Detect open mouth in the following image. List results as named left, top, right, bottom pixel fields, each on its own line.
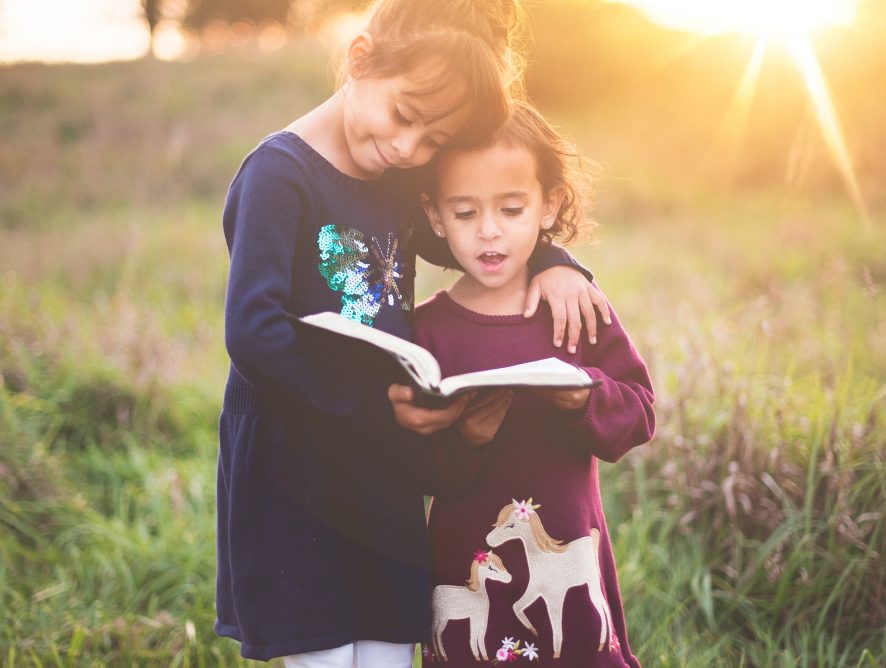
left=477, top=252, right=506, bottom=271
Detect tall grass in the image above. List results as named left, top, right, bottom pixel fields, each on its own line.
left=581, top=203, right=886, bottom=666
left=2, top=41, right=885, bottom=667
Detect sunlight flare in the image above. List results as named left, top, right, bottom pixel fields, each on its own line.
left=614, top=0, right=866, bottom=219
left=0, top=0, right=148, bottom=63
left=613, top=0, right=859, bottom=37
left=784, top=33, right=868, bottom=219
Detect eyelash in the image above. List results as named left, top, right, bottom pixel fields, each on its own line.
left=453, top=207, right=524, bottom=220
left=394, top=107, right=442, bottom=149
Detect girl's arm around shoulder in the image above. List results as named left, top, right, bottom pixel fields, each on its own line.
left=558, top=283, right=655, bottom=462
left=223, top=140, right=360, bottom=416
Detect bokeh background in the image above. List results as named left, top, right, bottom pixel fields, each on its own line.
left=1, top=1, right=884, bottom=665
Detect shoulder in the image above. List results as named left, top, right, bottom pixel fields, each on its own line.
left=223, top=133, right=328, bottom=233
left=223, top=133, right=327, bottom=242
left=232, top=132, right=317, bottom=189
left=415, top=290, right=450, bottom=317
left=413, top=291, right=451, bottom=342
left=414, top=290, right=448, bottom=322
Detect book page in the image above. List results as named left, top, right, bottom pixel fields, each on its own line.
left=437, top=357, right=595, bottom=396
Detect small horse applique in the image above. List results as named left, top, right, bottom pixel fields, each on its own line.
left=432, top=550, right=512, bottom=661
left=486, top=499, right=616, bottom=658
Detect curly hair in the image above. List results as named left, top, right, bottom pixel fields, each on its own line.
left=489, top=100, right=598, bottom=245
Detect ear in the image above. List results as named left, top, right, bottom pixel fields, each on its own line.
left=541, top=185, right=565, bottom=230
left=345, top=32, right=374, bottom=79
left=421, top=193, right=445, bottom=238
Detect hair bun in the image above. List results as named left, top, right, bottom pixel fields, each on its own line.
left=366, top=0, right=522, bottom=59
left=440, top=0, right=520, bottom=51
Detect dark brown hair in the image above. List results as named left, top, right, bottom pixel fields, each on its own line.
left=427, top=100, right=597, bottom=245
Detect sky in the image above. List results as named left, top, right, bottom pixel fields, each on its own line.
left=0, top=0, right=151, bottom=63
left=0, top=0, right=865, bottom=64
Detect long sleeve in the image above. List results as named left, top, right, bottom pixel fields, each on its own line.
left=223, top=145, right=361, bottom=417
left=566, top=286, right=655, bottom=462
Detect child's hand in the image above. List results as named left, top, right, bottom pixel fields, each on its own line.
left=457, top=390, right=513, bottom=447
left=525, top=267, right=611, bottom=354
left=534, top=387, right=591, bottom=413
left=388, top=384, right=471, bottom=435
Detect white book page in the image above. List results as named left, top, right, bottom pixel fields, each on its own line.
left=438, top=357, right=593, bottom=396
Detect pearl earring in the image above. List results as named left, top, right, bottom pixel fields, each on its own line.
left=435, top=230, right=444, bottom=237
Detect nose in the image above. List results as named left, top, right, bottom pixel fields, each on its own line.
left=478, top=212, right=502, bottom=240
left=391, top=129, right=422, bottom=161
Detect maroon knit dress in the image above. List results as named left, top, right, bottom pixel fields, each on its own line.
left=414, top=289, right=655, bottom=668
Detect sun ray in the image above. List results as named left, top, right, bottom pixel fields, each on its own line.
left=784, top=32, right=868, bottom=222
left=710, top=36, right=769, bottom=173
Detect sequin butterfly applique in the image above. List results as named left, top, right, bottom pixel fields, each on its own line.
left=317, top=224, right=413, bottom=326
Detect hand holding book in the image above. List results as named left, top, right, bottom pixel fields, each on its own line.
left=456, top=388, right=513, bottom=447
left=386, top=383, right=474, bottom=434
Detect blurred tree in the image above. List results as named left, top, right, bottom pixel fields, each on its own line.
left=142, top=0, right=164, bottom=57
left=183, top=0, right=293, bottom=30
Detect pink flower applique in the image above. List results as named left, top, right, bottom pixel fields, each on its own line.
left=512, top=498, right=541, bottom=522
left=610, top=635, right=621, bottom=652
left=494, top=638, right=529, bottom=663
left=474, top=549, right=490, bottom=565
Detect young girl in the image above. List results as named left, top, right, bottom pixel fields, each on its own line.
left=216, top=1, right=609, bottom=665
left=416, top=101, right=655, bottom=667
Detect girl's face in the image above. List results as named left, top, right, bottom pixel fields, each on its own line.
left=425, top=142, right=562, bottom=299
left=341, top=70, right=472, bottom=179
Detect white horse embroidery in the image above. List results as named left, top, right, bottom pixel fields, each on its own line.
left=432, top=551, right=512, bottom=661
left=486, top=500, right=615, bottom=657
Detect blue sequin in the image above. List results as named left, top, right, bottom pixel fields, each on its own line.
left=317, top=224, right=412, bottom=326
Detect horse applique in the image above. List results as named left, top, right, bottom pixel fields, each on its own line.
left=431, top=551, right=512, bottom=661
left=486, top=499, right=616, bottom=658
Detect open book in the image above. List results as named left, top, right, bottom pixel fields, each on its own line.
left=292, top=311, right=600, bottom=405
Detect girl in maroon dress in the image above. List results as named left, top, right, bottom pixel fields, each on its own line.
left=414, top=101, right=655, bottom=667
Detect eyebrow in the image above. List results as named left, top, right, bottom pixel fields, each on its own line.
left=442, top=191, right=529, bottom=205
left=443, top=195, right=477, bottom=205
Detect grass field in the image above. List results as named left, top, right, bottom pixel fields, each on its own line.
left=1, top=38, right=885, bottom=667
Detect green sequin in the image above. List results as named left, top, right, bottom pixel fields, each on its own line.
left=317, top=224, right=411, bottom=326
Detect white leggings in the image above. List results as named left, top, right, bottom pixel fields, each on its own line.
left=282, top=641, right=415, bottom=668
